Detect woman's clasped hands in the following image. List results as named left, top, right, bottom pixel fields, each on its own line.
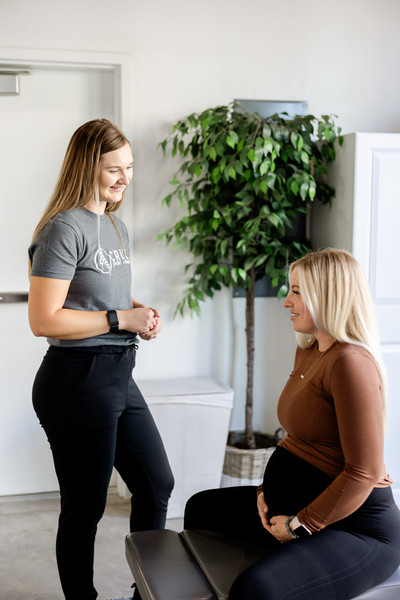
left=257, top=491, right=293, bottom=544
left=118, top=305, right=162, bottom=340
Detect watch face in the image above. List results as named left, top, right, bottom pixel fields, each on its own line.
left=291, top=516, right=312, bottom=538
left=294, top=524, right=311, bottom=539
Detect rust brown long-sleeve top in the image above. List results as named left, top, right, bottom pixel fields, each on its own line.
left=275, top=342, right=392, bottom=533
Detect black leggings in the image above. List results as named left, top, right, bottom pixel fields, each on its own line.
left=32, top=345, right=174, bottom=600
left=184, top=447, right=400, bottom=600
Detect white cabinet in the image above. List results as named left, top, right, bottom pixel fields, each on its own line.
left=118, top=378, right=234, bottom=518
left=311, top=133, right=400, bottom=504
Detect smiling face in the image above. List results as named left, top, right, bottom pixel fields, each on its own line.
left=98, top=142, right=133, bottom=205
left=283, top=267, right=316, bottom=336
left=85, top=142, right=134, bottom=213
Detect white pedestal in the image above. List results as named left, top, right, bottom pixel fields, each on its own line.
left=117, top=377, right=234, bottom=519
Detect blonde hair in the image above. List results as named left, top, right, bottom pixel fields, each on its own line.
left=290, top=248, right=387, bottom=407
left=31, top=118, right=130, bottom=243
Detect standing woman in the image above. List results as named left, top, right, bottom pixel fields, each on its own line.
left=28, top=119, right=174, bottom=600
left=185, top=248, right=400, bottom=600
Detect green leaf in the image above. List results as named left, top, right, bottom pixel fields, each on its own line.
left=266, top=173, right=276, bottom=189
left=324, top=127, right=332, bottom=142
left=259, top=180, right=267, bottom=194
left=260, top=159, right=270, bottom=176
left=268, top=213, right=280, bottom=228
left=226, top=130, right=239, bottom=149
left=277, top=284, right=288, bottom=299
left=195, top=289, right=205, bottom=301
left=300, top=182, right=309, bottom=200
left=244, top=257, right=256, bottom=270
left=211, top=166, right=220, bottom=183
left=158, top=140, right=167, bottom=155
left=301, top=151, right=309, bottom=164
left=247, top=148, right=256, bottom=162
left=209, top=147, right=217, bottom=161
left=262, top=124, right=271, bottom=137
left=290, top=181, right=299, bottom=195
left=263, top=138, right=273, bottom=154
left=255, top=255, right=267, bottom=267
left=215, top=142, right=224, bottom=156
left=162, top=194, right=172, bottom=207
left=188, top=297, right=198, bottom=310
left=220, top=239, right=229, bottom=256
left=169, top=174, right=180, bottom=186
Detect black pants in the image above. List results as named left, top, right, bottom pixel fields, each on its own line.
left=33, top=345, right=174, bottom=600
left=185, top=447, right=400, bottom=600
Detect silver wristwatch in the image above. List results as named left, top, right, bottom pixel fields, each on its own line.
left=289, top=515, right=312, bottom=539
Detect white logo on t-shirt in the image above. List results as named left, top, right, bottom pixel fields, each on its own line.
left=94, top=248, right=130, bottom=275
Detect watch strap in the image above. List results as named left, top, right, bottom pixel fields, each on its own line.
left=284, top=516, right=298, bottom=539
left=107, top=310, right=119, bottom=333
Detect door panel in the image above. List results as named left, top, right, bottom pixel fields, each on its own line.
left=0, top=64, right=115, bottom=495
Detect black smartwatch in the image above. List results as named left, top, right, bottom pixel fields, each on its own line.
left=107, top=310, right=119, bottom=333
left=289, top=516, right=312, bottom=539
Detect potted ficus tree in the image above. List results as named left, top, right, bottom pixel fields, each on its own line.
left=157, top=102, right=342, bottom=478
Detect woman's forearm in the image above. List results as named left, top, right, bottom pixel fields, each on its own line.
left=29, top=306, right=111, bottom=339
left=29, top=277, right=157, bottom=339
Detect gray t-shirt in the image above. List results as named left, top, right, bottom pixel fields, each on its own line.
left=29, top=207, right=138, bottom=347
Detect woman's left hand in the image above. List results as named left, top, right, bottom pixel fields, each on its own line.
left=265, top=514, right=293, bottom=544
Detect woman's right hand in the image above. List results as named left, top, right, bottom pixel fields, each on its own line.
left=257, top=491, right=270, bottom=530
left=118, top=307, right=157, bottom=334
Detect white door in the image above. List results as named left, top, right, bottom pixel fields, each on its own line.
left=312, top=132, right=400, bottom=504
left=0, top=61, right=116, bottom=495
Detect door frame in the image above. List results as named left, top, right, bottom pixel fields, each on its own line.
left=0, top=46, right=133, bottom=137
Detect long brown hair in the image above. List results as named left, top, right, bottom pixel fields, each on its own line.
left=31, top=119, right=130, bottom=242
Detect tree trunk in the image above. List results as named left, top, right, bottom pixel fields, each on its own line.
left=245, top=271, right=256, bottom=449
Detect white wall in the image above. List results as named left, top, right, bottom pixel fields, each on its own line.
left=1, top=0, right=400, bottom=448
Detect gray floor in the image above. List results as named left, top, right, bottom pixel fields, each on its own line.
left=0, top=489, right=183, bottom=600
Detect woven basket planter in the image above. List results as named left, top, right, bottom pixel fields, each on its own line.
left=221, top=430, right=282, bottom=487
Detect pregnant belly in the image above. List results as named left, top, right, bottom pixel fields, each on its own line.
left=262, top=446, right=333, bottom=517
